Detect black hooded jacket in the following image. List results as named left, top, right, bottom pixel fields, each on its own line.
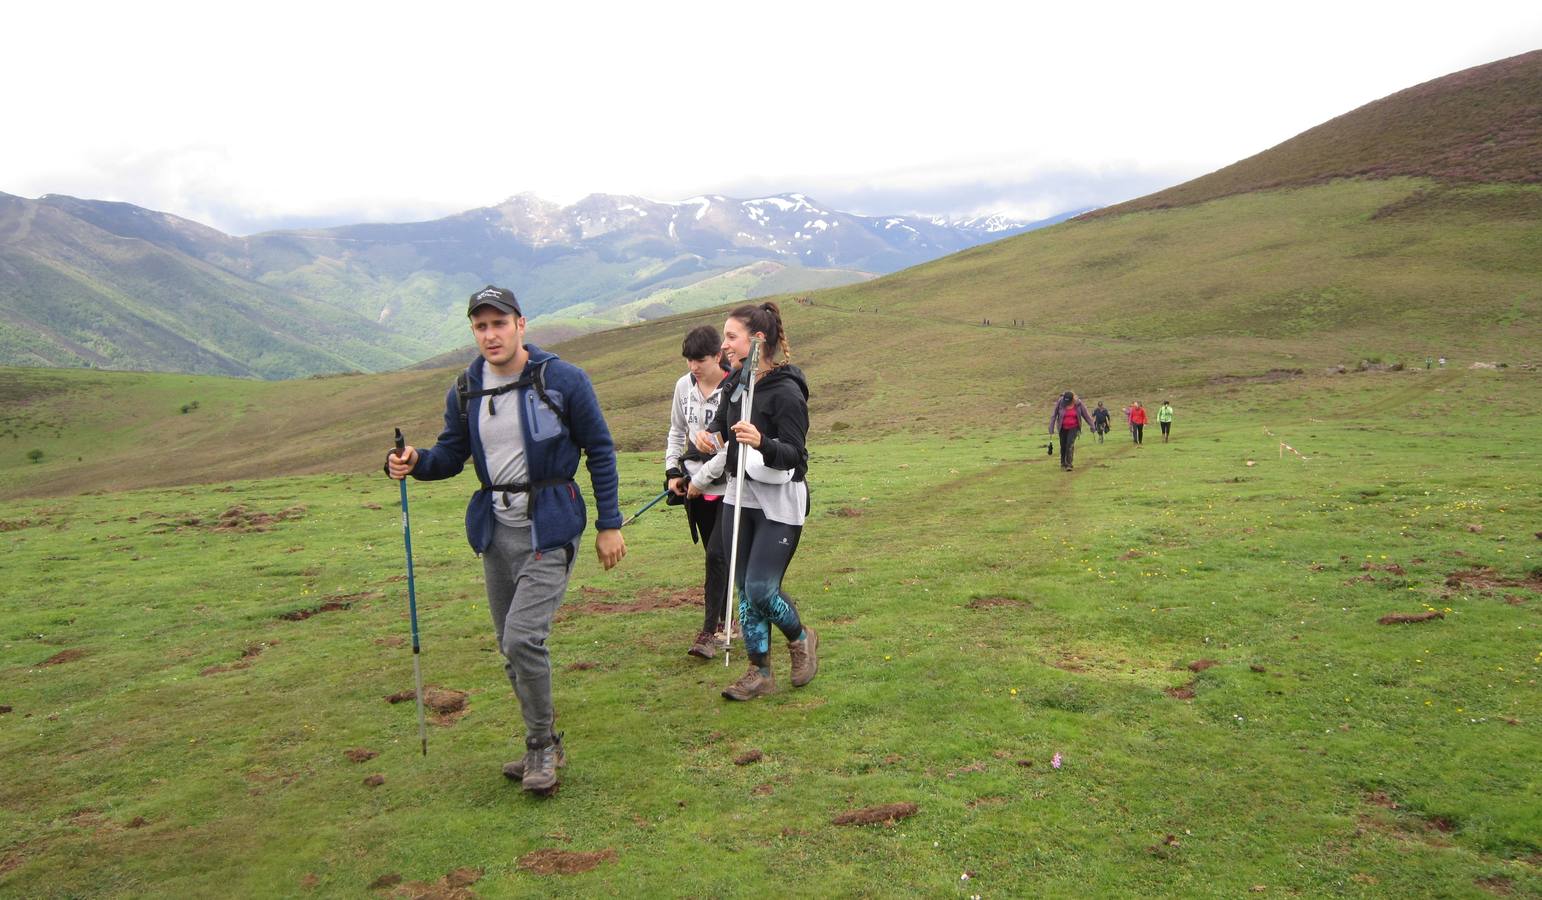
left=709, top=364, right=810, bottom=482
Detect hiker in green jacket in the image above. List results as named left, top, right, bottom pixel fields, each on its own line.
left=1158, top=401, right=1174, bottom=443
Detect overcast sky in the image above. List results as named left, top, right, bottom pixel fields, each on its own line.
left=4, top=1, right=1538, bottom=234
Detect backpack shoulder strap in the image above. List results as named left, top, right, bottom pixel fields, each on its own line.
left=455, top=371, right=472, bottom=427
left=532, top=360, right=572, bottom=433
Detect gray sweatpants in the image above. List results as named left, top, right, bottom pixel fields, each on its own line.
left=482, top=522, right=573, bottom=741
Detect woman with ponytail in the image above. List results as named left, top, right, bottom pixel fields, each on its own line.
left=692, top=301, right=819, bottom=700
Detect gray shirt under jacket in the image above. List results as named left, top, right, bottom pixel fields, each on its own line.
left=480, top=369, right=530, bottom=526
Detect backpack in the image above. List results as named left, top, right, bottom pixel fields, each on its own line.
left=454, top=360, right=569, bottom=433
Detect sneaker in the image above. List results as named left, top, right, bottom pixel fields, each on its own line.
left=504, top=732, right=565, bottom=789
left=721, top=666, right=775, bottom=700
left=688, top=631, right=718, bottom=659
left=788, top=626, right=819, bottom=687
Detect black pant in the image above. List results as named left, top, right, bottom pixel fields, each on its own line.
left=721, top=504, right=804, bottom=667
left=706, top=502, right=802, bottom=652
left=1134, top=423, right=1144, bottom=444
left=1058, top=427, right=1079, bottom=468
left=1160, top=421, right=1170, bottom=439
left=688, top=496, right=728, bottom=634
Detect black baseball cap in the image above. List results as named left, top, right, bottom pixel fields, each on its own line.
left=468, top=285, right=521, bottom=317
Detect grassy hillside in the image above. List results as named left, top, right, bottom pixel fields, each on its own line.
left=0, top=196, right=436, bottom=378
left=1, top=369, right=1537, bottom=896
left=1088, top=50, right=1542, bottom=219
left=5, top=175, right=1535, bottom=499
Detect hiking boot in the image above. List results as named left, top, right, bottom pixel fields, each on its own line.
left=721, top=666, right=775, bottom=700
left=688, top=631, right=718, bottom=659
left=788, top=626, right=819, bottom=687
left=504, top=732, right=565, bottom=788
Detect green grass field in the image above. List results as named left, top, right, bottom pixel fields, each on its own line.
left=2, top=367, right=1538, bottom=897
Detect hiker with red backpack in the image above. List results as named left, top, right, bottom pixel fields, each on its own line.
left=1049, top=391, right=1093, bottom=471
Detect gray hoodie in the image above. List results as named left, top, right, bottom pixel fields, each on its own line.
left=665, top=371, right=729, bottom=494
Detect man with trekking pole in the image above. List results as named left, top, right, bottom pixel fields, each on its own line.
left=386, top=285, right=626, bottom=796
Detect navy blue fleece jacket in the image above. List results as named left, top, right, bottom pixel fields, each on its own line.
left=407, top=347, right=623, bottom=554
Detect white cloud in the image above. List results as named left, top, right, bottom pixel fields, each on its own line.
left=2, top=1, right=1538, bottom=232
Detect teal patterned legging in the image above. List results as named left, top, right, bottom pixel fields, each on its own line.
left=721, top=504, right=804, bottom=666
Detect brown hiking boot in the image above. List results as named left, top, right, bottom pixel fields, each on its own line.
left=502, top=731, right=566, bottom=782
left=520, top=732, right=565, bottom=795
left=687, top=631, right=718, bottom=659
left=721, top=666, right=775, bottom=700
left=788, top=626, right=819, bottom=686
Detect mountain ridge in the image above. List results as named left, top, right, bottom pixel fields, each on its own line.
left=0, top=189, right=1049, bottom=376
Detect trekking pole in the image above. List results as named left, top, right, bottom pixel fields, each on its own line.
left=620, top=489, right=672, bottom=528
left=720, top=338, right=763, bottom=668
left=393, top=428, right=429, bottom=757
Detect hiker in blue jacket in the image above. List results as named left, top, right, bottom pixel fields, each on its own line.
left=387, top=285, right=626, bottom=796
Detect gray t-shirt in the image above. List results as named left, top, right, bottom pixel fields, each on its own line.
left=479, top=369, right=529, bottom=526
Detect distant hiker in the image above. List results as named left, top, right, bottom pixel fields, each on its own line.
left=1130, top=401, right=1147, bottom=445
left=665, top=325, right=730, bottom=659
left=1158, top=401, right=1174, bottom=443
left=1438, top=357, right=1447, bottom=367
left=1425, top=357, right=1433, bottom=370
left=694, top=301, right=819, bottom=700
left=386, top=285, right=626, bottom=796
left=1049, top=391, right=1093, bottom=471
left=1091, top=401, right=1111, bottom=444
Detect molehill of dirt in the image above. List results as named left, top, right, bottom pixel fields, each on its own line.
left=201, top=641, right=277, bottom=676
left=833, top=802, right=919, bottom=826
left=280, top=591, right=380, bottom=621
left=1209, top=368, right=1304, bottom=385
left=37, top=648, right=86, bottom=667
left=213, top=504, right=307, bottom=533
left=345, top=748, right=379, bottom=763
left=966, top=596, right=1029, bottom=610
left=149, top=505, right=308, bottom=535
left=558, top=587, right=697, bottom=619
left=363, top=774, right=385, bottom=788
left=385, top=686, right=469, bottom=725
left=1445, top=567, right=1542, bottom=593
left=1166, top=682, right=1197, bottom=700
left=517, top=848, right=617, bottom=875
left=376, top=866, right=483, bottom=898
left=1187, top=659, right=1219, bottom=672
left=1378, top=611, right=1444, bottom=625
left=733, top=749, right=763, bottom=766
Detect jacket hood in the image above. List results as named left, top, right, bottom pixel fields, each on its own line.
left=755, top=364, right=809, bottom=400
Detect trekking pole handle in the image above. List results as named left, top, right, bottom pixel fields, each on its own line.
left=394, top=428, right=406, bottom=457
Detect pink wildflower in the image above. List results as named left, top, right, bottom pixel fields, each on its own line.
left=1051, top=752, right=1063, bottom=769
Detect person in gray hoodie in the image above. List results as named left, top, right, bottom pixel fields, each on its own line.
left=665, top=325, right=731, bottom=659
